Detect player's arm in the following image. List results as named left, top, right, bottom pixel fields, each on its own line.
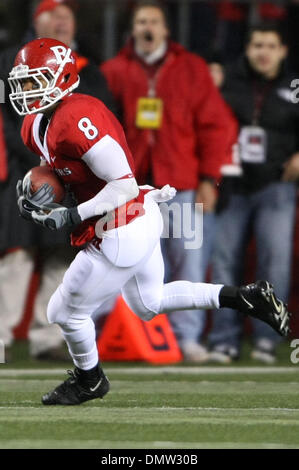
left=17, top=116, right=56, bottom=220
left=77, top=135, right=139, bottom=221
left=32, top=135, right=139, bottom=230
left=16, top=156, right=56, bottom=221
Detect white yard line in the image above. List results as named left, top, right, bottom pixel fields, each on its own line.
left=0, top=366, right=298, bottom=376
left=0, top=439, right=297, bottom=449
left=0, top=406, right=298, bottom=412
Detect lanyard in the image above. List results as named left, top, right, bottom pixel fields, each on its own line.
left=252, top=80, right=273, bottom=126
left=141, top=53, right=171, bottom=97
left=146, top=64, right=164, bottom=98
left=148, top=76, right=158, bottom=98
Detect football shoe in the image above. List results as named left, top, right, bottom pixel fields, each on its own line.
left=42, top=367, right=110, bottom=405
left=238, top=280, right=291, bottom=337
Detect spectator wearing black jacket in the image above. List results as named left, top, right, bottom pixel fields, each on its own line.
left=0, top=0, right=116, bottom=361
left=209, top=24, right=299, bottom=364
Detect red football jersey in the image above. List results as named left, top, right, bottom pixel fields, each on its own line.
left=21, top=93, right=139, bottom=246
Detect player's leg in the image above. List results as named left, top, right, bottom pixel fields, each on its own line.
left=42, top=247, right=108, bottom=404
left=122, top=238, right=291, bottom=338
left=42, top=241, right=153, bottom=405
left=122, top=240, right=222, bottom=322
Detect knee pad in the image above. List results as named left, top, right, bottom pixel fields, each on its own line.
left=123, top=294, right=159, bottom=322
left=47, top=285, right=70, bottom=326
left=136, top=306, right=157, bottom=322
left=62, top=317, right=95, bottom=339
left=47, top=252, right=94, bottom=326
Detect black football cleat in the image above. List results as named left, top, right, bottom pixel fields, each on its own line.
left=238, top=280, right=291, bottom=337
left=42, top=368, right=110, bottom=405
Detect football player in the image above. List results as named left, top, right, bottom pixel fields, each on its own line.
left=8, top=38, right=291, bottom=405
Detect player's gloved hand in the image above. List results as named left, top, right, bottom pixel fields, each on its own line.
left=16, top=179, right=55, bottom=221
left=22, top=178, right=55, bottom=206
left=31, top=203, right=82, bottom=230
left=145, top=184, right=177, bottom=203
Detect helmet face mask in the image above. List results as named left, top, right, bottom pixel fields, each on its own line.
left=8, top=38, right=80, bottom=116
left=9, top=65, right=58, bottom=115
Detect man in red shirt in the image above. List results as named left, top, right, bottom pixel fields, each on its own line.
left=101, top=1, right=235, bottom=361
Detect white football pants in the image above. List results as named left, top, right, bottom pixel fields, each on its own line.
left=47, top=195, right=223, bottom=369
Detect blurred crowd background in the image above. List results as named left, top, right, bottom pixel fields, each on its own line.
left=0, top=0, right=299, bottom=68
left=1, top=0, right=299, bottom=366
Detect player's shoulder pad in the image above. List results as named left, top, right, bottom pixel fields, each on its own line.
left=56, top=93, right=107, bottom=124
left=53, top=93, right=111, bottom=159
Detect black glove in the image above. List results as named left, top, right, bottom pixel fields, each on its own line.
left=16, top=179, right=55, bottom=221
left=31, top=203, right=82, bottom=230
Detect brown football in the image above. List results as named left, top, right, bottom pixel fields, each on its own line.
left=23, top=166, right=65, bottom=203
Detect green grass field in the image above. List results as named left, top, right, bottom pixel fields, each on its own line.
left=0, top=341, right=299, bottom=449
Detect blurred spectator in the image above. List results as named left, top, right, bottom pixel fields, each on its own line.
left=206, top=51, right=241, bottom=206
left=101, top=0, right=234, bottom=362
left=44, top=0, right=77, bottom=46
left=209, top=23, right=299, bottom=364
left=209, top=61, right=225, bottom=88
left=208, top=51, right=226, bottom=89
left=0, top=0, right=116, bottom=361
left=213, top=1, right=287, bottom=64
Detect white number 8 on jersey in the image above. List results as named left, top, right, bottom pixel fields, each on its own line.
left=78, top=117, right=99, bottom=140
